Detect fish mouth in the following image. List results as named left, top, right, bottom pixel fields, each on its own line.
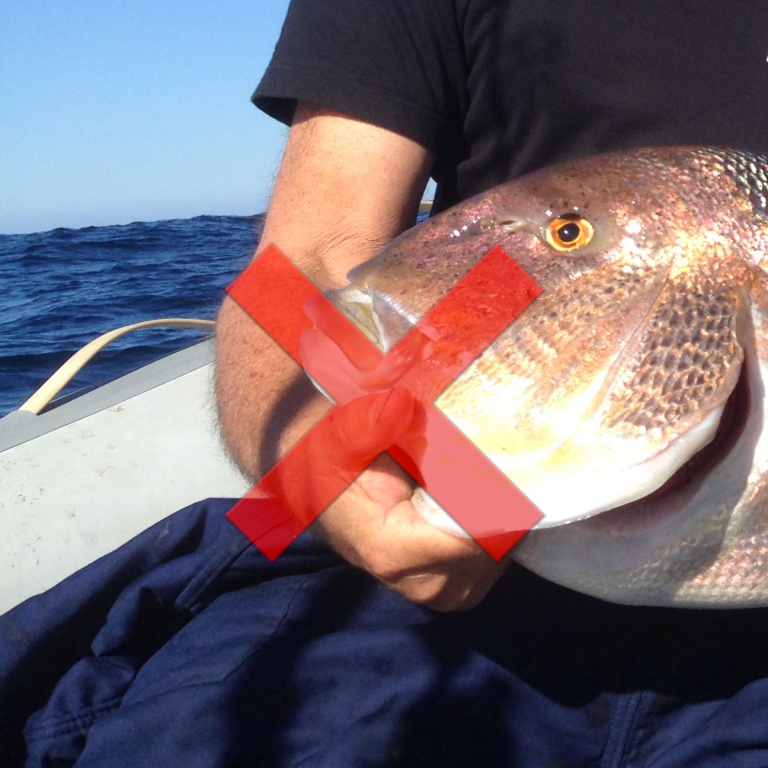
left=324, top=285, right=412, bottom=353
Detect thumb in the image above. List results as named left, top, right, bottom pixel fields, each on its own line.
left=324, top=387, right=416, bottom=466
left=259, top=388, right=416, bottom=525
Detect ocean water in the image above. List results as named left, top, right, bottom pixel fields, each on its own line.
left=0, top=215, right=263, bottom=417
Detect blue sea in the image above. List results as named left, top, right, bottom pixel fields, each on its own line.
left=0, top=215, right=264, bottom=417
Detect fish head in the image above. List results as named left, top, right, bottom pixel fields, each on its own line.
left=324, top=146, right=768, bottom=606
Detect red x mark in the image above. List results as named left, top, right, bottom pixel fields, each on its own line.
left=225, top=243, right=543, bottom=561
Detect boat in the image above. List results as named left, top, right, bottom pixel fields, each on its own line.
left=0, top=203, right=438, bottom=615
left=0, top=322, right=250, bottom=615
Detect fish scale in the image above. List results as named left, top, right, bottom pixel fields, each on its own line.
left=723, top=149, right=768, bottom=216
left=327, top=146, right=768, bottom=606
left=600, top=282, right=743, bottom=437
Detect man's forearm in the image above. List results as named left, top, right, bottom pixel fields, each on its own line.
left=215, top=295, right=330, bottom=480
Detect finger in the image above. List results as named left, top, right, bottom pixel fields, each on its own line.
left=326, top=387, right=415, bottom=462
left=317, top=457, right=509, bottom=610
left=366, top=501, right=509, bottom=610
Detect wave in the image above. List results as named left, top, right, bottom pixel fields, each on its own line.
left=0, top=214, right=264, bottom=417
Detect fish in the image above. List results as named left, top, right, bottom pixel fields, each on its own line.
left=323, top=146, right=768, bottom=608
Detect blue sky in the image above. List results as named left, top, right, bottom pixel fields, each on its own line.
left=1, top=1, right=293, bottom=234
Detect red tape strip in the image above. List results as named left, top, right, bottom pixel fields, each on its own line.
left=226, top=244, right=543, bottom=561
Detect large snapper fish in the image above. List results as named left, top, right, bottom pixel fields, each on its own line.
left=326, top=146, right=768, bottom=608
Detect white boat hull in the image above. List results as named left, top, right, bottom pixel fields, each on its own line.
left=0, top=340, right=249, bottom=614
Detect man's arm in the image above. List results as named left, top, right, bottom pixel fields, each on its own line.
left=216, top=102, right=508, bottom=610
left=216, top=102, right=431, bottom=473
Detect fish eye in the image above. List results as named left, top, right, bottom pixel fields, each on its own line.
left=545, top=214, right=595, bottom=252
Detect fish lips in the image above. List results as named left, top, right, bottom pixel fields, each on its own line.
left=301, top=286, right=422, bottom=404
left=322, top=285, right=413, bottom=355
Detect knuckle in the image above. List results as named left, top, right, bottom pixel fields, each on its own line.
left=362, top=550, right=407, bottom=585
left=394, top=572, right=458, bottom=610
left=360, top=550, right=447, bottom=603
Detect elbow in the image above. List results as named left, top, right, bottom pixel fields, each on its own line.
left=214, top=296, right=265, bottom=479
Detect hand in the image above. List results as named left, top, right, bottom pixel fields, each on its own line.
left=302, top=388, right=509, bottom=612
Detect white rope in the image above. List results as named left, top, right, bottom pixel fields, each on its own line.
left=19, top=318, right=216, bottom=415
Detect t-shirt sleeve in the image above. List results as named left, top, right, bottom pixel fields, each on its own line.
left=253, top=0, right=466, bottom=157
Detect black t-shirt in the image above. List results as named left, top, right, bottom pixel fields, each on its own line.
left=255, top=0, right=768, bottom=212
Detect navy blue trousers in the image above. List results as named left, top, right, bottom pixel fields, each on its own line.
left=2, top=498, right=768, bottom=767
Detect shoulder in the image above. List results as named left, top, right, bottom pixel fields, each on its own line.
left=254, top=0, right=467, bottom=156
